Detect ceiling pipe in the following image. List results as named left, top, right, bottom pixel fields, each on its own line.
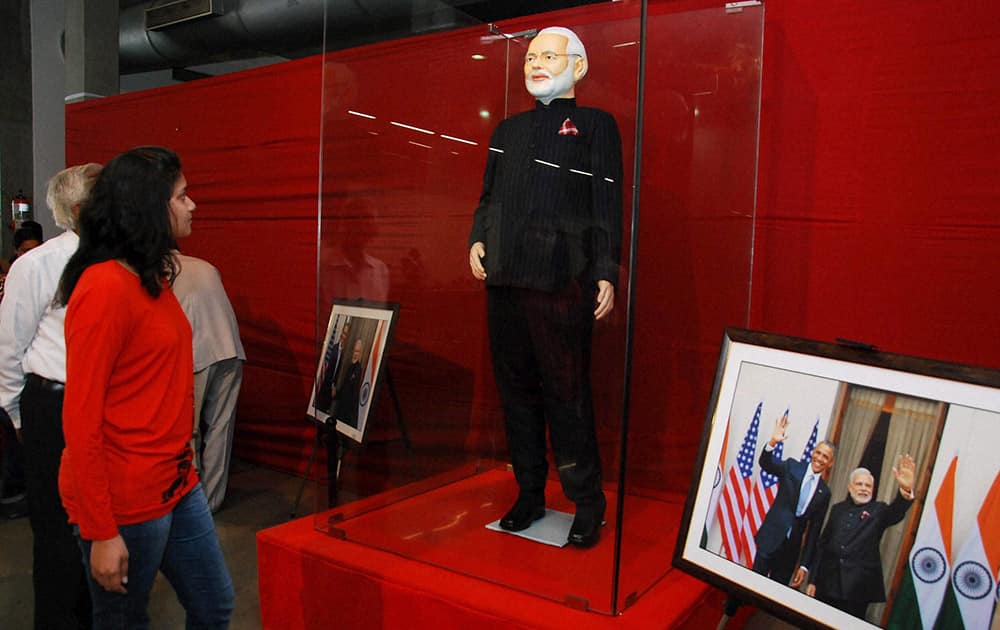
left=118, top=0, right=482, bottom=73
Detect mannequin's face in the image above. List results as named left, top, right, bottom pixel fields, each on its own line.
left=523, top=33, right=582, bottom=104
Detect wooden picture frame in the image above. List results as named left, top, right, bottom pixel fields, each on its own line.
left=307, top=300, right=400, bottom=443
left=674, top=328, right=1000, bottom=629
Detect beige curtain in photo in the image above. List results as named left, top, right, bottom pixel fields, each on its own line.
left=827, top=386, right=886, bottom=505
left=868, top=396, right=942, bottom=624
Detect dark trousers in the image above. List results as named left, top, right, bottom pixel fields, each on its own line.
left=752, top=535, right=800, bottom=586
left=486, top=285, right=603, bottom=507
left=1, top=407, right=24, bottom=496
left=22, top=375, right=92, bottom=629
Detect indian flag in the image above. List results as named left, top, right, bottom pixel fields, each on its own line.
left=702, top=420, right=730, bottom=547
left=888, top=454, right=957, bottom=629
left=949, top=471, right=1000, bottom=630
left=358, top=320, right=385, bottom=424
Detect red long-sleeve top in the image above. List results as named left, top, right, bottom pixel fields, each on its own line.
left=60, top=261, right=196, bottom=541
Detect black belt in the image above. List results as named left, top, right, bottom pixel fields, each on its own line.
left=26, top=373, right=65, bottom=393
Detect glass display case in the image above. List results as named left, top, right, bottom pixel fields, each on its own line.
left=310, top=0, right=762, bottom=615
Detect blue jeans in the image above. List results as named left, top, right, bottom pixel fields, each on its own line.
left=77, top=484, right=234, bottom=629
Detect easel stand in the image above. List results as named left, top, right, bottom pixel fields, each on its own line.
left=718, top=595, right=741, bottom=630
left=290, top=367, right=411, bottom=518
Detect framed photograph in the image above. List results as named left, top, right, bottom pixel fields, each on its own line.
left=674, top=328, right=1000, bottom=629
left=307, top=300, right=400, bottom=443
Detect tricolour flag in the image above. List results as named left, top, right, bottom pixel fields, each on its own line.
left=887, top=454, right=957, bottom=629
left=739, top=439, right=783, bottom=567
left=715, top=402, right=762, bottom=563
left=949, top=471, right=1000, bottom=630
left=703, top=420, right=731, bottom=546
left=357, top=320, right=385, bottom=425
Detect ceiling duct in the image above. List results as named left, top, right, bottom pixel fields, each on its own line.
left=119, top=0, right=484, bottom=74
left=145, top=0, right=225, bottom=31
left=118, top=0, right=604, bottom=74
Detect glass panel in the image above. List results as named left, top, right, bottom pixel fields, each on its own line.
left=489, top=8, right=642, bottom=613
left=312, top=0, right=762, bottom=616
left=618, top=1, right=763, bottom=612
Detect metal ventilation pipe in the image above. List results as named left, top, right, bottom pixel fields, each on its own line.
left=119, top=0, right=478, bottom=73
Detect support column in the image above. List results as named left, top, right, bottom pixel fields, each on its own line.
left=65, top=0, right=118, bottom=103
left=29, top=0, right=66, bottom=239
left=0, top=0, right=33, bottom=258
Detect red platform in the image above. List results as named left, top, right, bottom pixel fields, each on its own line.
left=257, top=469, right=738, bottom=628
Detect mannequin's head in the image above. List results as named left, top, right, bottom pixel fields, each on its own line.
left=523, top=27, right=588, bottom=105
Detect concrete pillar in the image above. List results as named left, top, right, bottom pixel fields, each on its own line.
left=0, top=0, right=33, bottom=258
left=65, top=0, right=119, bottom=103
left=29, top=0, right=66, bottom=240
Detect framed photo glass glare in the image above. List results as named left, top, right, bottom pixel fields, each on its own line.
left=308, top=300, right=399, bottom=443
left=674, top=329, right=1000, bottom=629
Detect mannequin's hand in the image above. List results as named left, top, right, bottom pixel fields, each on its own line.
left=469, top=242, right=487, bottom=280
left=594, top=280, right=614, bottom=320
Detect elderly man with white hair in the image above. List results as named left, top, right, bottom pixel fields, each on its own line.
left=0, top=162, right=101, bottom=628
left=804, top=455, right=916, bottom=619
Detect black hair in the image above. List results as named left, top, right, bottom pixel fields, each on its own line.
left=14, top=226, right=41, bottom=249
left=57, top=146, right=182, bottom=305
left=17, top=220, right=44, bottom=243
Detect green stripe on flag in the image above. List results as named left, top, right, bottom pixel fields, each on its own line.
left=933, top=585, right=965, bottom=630
left=887, top=567, right=922, bottom=629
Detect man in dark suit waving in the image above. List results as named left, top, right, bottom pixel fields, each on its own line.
left=805, top=457, right=915, bottom=619
left=753, top=413, right=834, bottom=586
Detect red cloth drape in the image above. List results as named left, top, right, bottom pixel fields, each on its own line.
left=66, top=0, right=1000, bottom=491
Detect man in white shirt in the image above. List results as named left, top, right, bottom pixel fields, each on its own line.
left=172, top=253, right=246, bottom=513
left=0, top=162, right=101, bottom=628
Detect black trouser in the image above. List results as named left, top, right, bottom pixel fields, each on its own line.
left=486, top=285, right=603, bottom=508
left=21, top=374, right=92, bottom=629
left=752, top=535, right=800, bottom=586
left=1, top=407, right=24, bottom=496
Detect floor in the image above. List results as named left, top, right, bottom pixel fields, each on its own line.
left=0, top=459, right=796, bottom=629
left=0, top=459, right=316, bottom=629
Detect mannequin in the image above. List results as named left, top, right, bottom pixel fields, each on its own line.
left=468, top=26, right=623, bottom=548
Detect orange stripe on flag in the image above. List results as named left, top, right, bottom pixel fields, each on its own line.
left=719, top=421, right=730, bottom=467
left=936, top=455, right=958, bottom=560
left=976, top=471, right=1000, bottom=576
left=368, top=321, right=384, bottom=382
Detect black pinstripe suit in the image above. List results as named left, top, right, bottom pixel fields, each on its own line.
left=469, top=98, right=622, bottom=508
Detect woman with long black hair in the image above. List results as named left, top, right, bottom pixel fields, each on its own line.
left=57, top=146, right=234, bottom=628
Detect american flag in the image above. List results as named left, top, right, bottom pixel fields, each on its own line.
left=800, top=417, right=819, bottom=463
left=716, top=402, right=762, bottom=562
left=739, top=439, right=784, bottom=566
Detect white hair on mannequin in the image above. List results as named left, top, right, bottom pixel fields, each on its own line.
left=536, top=26, right=588, bottom=80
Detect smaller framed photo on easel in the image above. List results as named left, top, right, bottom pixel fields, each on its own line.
left=307, top=300, right=399, bottom=443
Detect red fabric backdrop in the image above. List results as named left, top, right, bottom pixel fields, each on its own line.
left=65, top=0, right=1000, bottom=498
left=69, top=57, right=324, bottom=472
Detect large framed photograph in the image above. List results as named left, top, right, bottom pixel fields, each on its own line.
left=674, top=328, right=1000, bottom=629
left=307, top=300, right=399, bottom=443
